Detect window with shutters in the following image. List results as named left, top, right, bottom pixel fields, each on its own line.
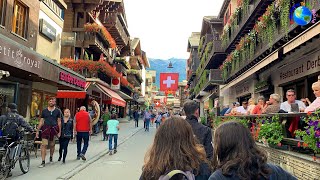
left=12, top=1, right=28, bottom=38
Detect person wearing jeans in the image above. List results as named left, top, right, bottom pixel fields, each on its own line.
left=107, top=114, right=120, bottom=155
left=144, top=110, right=151, bottom=132
left=58, top=109, right=73, bottom=164
left=74, top=106, right=92, bottom=161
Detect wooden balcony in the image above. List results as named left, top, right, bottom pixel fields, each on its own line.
left=223, top=0, right=320, bottom=83
left=204, top=38, right=227, bottom=69
left=75, top=29, right=110, bottom=57
left=224, top=0, right=272, bottom=53
left=103, top=13, right=130, bottom=51
left=202, top=69, right=224, bottom=91
left=129, top=56, right=142, bottom=70
left=127, top=74, right=142, bottom=87
left=198, top=34, right=213, bottom=59
left=64, top=0, right=102, bottom=10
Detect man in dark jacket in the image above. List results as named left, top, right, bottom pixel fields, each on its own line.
left=183, top=100, right=213, bottom=160
left=0, top=103, right=33, bottom=138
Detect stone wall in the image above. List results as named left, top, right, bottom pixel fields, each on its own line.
left=258, top=144, right=320, bottom=180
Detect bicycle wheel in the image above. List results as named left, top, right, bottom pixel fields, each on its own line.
left=0, top=153, right=10, bottom=180
left=19, top=147, right=30, bottom=174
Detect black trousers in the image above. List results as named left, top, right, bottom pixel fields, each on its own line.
left=103, top=125, right=108, bottom=140
left=135, top=119, right=139, bottom=127
left=59, top=137, right=70, bottom=161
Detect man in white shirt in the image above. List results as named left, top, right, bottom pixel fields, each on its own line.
left=237, top=101, right=248, bottom=115
left=280, top=89, right=306, bottom=112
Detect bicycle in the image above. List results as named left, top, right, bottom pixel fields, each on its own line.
left=0, top=131, right=31, bottom=179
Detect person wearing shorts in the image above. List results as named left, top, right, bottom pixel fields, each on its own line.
left=36, top=97, right=61, bottom=168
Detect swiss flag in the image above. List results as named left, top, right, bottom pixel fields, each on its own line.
left=154, top=100, right=161, bottom=107
left=160, top=73, right=179, bottom=91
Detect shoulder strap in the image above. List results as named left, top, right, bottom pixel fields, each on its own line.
left=160, top=170, right=195, bottom=180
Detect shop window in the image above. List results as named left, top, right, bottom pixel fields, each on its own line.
left=0, top=84, right=15, bottom=116
left=31, top=92, right=41, bottom=118
left=0, top=0, right=6, bottom=26
left=12, top=0, right=28, bottom=38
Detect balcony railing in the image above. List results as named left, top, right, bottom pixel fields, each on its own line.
left=216, top=113, right=320, bottom=161
left=222, top=0, right=266, bottom=53
left=198, top=34, right=213, bottom=59
left=75, top=29, right=109, bottom=56
left=204, top=38, right=227, bottom=70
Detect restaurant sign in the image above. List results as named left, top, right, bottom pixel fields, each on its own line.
left=59, top=71, right=86, bottom=89
left=0, top=36, right=42, bottom=75
left=279, top=50, right=320, bottom=84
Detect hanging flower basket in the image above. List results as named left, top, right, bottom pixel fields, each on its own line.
left=60, top=58, right=134, bottom=89
left=84, top=23, right=117, bottom=49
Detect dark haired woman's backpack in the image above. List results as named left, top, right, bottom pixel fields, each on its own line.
left=159, top=170, right=195, bottom=180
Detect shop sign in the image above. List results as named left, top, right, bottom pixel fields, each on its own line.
left=39, top=19, right=56, bottom=41
left=61, top=32, right=76, bottom=46
left=0, top=37, right=42, bottom=75
left=279, top=52, right=320, bottom=84
left=59, top=71, right=86, bottom=89
left=111, top=77, right=120, bottom=90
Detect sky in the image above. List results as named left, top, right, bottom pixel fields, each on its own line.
left=124, top=0, right=224, bottom=60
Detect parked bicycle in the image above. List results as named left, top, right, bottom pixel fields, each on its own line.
left=0, top=131, right=31, bottom=179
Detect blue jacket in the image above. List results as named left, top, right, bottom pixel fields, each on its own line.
left=209, top=163, right=297, bottom=180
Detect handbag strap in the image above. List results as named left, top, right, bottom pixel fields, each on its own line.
left=160, top=170, right=194, bottom=180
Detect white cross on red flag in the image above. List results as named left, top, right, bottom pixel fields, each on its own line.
left=160, top=73, right=179, bottom=91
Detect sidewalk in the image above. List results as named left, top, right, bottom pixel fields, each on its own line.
left=10, top=119, right=143, bottom=180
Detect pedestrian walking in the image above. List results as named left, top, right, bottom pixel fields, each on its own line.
left=133, top=109, right=139, bottom=127
left=183, top=100, right=213, bottom=160
left=133, top=109, right=140, bottom=127
left=101, top=108, right=111, bottom=141
left=155, top=112, right=162, bottom=129
left=150, top=111, right=156, bottom=127
left=140, top=116, right=211, bottom=180
left=144, top=110, right=151, bottom=132
left=107, top=114, right=120, bottom=155
left=58, top=109, right=73, bottom=164
left=36, top=97, right=62, bottom=168
left=209, top=121, right=296, bottom=180
left=74, top=106, right=92, bottom=161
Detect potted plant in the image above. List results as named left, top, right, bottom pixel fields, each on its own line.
left=295, top=111, right=320, bottom=159
left=258, top=115, right=284, bottom=147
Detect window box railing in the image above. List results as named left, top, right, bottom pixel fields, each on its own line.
left=216, top=113, right=320, bottom=160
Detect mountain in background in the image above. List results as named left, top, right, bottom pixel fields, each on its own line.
left=147, top=58, right=187, bottom=88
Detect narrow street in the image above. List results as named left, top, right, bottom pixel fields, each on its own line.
left=70, top=123, right=156, bottom=180
left=9, top=120, right=153, bottom=180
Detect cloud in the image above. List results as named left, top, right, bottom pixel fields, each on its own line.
left=124, top=0, right=224, bottom=60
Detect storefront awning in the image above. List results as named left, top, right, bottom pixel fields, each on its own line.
left=56, top=90, right=86, bottom=99
left=95, top=84, right=126, bottom=107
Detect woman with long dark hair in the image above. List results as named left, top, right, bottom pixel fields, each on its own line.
left=209, top=121, right=296, bottom=180
left=140, top=116, right=211, bottom=180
